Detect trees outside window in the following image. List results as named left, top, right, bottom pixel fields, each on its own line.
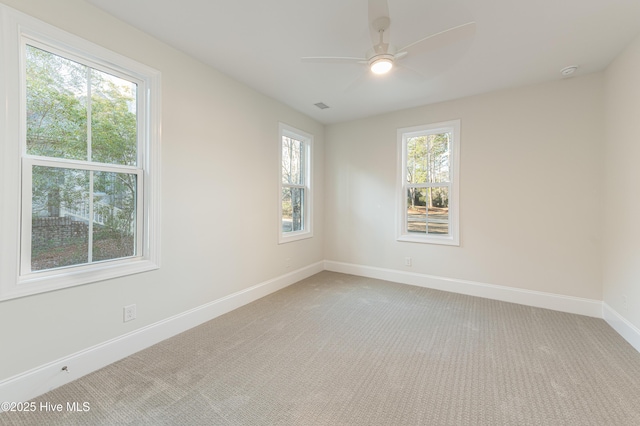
left=279, top=123, right=312, bottom=244
left=25, top=45, right=140, bottom=271
left=0, top=5, right=160, bottom=300
left=397, top=120, right=460, bottom=246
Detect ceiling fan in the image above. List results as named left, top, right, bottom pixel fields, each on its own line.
left=302, top=0, right=476, bottom=76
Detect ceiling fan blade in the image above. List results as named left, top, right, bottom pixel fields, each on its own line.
left=368, top=0, right=390, bottom=45
left=301, top=56, right=368, bottom=64
left=396, top=62, right=428, bottom=80
left=395, top=51, right=408, bottom=60
left=398, top=21, right=476, bottom=55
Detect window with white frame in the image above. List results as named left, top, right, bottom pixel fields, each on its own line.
left=279, top=123, right=312, bottom=244
left=397, top=120, right=460, bottom=245
left=0, top=5, right=160, bottom=300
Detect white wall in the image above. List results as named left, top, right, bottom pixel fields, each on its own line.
left=325, top=74, right=604, bottom=300
left=603, top=34, right=640, bottom=331
left=0, top=0, right=324, bottom=381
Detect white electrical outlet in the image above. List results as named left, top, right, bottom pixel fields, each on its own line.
left=123, top=304, right=136, bottom=322
left=404, top=257, right=412, bottom=267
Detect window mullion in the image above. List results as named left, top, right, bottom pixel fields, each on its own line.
left=405, top=183, right=426, bottom=189
left=26, top=157, right=140, bottom=174
left=86, top=66, right=93, bottom=263
left=88, top=171, right=94, bottom=263
left=20, top=160, right=34, bottom=276
left=406, top=182, right=449, bottom=189
left=136, top=171, right=144, bottom=256
left=283, top=183, right=306, bottom=189
left=86, top=66, right=92, bottom=162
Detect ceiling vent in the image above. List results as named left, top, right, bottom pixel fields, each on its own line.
left=314, top=102, right=330, bottom=110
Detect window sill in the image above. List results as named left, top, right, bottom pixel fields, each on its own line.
left=397, top=234, right=459, bottom=246
left=279, top=231, right=313, bottom=244
left=1, top=258, right=159, bottom=301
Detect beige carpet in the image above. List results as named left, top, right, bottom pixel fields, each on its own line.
left=2, top=271, right=640, bottom=425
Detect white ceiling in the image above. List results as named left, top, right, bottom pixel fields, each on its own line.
left=87, top=0, right=640, bottom=124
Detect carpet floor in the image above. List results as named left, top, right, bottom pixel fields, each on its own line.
left=2, top=271, right=640, bottom=425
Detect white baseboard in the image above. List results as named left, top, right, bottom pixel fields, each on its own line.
left=6, top=260, right=638, bottom=407
left=324, top=260, right=603, bottom=318
left=0, top=261, right=324, bottom=406
left=603, top=303, right=640, bottom=353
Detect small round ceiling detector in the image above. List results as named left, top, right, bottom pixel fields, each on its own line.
left=560, top=66, right=578, bottom=76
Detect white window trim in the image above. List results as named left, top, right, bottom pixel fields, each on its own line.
left=0, top=4, right=161, bottom=301
left=278, top=122, right=313, bottom=244
left=397, top=120, right=460, bottom=246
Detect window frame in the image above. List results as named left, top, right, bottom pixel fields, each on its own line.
left=397, top=120, right=460, bottom=246
left=278, top=122, right=313, bottom=244
left=0, top=5, right=161, bottom=301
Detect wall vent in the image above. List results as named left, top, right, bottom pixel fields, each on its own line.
left=314, top=102, right=330, bottom=110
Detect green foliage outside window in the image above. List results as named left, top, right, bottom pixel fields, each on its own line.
left=26, top=45, right=138, bottom=270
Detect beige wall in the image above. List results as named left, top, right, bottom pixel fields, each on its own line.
left=0, top=0, right=324, bottom=380
left=325, top=74, right=604, bottom=300
left=603, top=34, right=640, bottom=330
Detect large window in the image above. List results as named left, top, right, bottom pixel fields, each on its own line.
left=279, top=123, right=312, bottom=244
left=0, top=5, right=160, bottom=300
left=397, top=120, right=460, bottom=245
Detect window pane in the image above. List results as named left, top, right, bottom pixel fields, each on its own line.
left=26, top=45, right=88, bottom=160
left=427, top=221, right=448, bottom=234
left=91, top=69, right=138, bottom=166
left=428, top=133, right=450, bottom=183
left=406, top=133, right=450, bottom=184
left=399, top=121, right=458, bottom=245
left=406, top=136, right=428, bottom=184
left=31, top=166, right=89, bottom=270
left=407, top=188, right=426, bottom=233
left=407, top=187, right=450, bottom=235
left=282, top=137, right=305, bottom=185
left=282, top=187, right=304, bottom=232
left=93, top=171, right=137, bottom=261
left=427, top=187, right=449, bottom=235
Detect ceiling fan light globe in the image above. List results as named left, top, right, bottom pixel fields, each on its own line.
left=371, top=58, right=393, bottom=74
